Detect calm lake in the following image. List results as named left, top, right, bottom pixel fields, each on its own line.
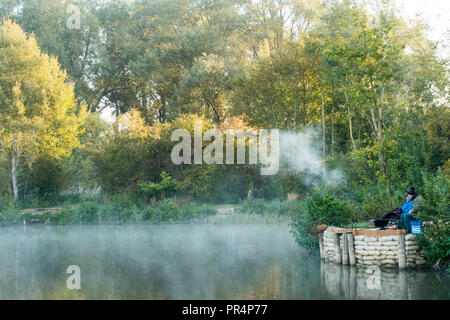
left=0, top=224, right=448, bottom=299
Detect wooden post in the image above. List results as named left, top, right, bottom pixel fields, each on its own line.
left=348, top=233, right=356, bottom=266
left=342, top=233, right=349, bottom=265
left=333, top=233, right=342, bottom=264
left=398, top=233, right=406, bottom=270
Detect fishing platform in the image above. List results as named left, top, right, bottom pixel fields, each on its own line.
left=319, top=227, right=428, bottom=269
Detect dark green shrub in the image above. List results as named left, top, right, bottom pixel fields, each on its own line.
left=98, top=194, right=139, bottom=223
left=0, top=205, right=21, bottom=225
left=139, top=172, right=177, bottom=200
left=181, top=203, right=216, bottom=221
left=72, top=201, right=99, bottom=224
left=290, top=189, right=351, bottom=253
left=413, top=170, right=450, bottom=271
left=50, top=205, right=74, bottom=225
left=239, top=198, right=271, bottom=215
left=417, top=223, right=450, bottom=271
left=421, top=169, right=449, bottom=218
left=238, top=198, right=297, bottom=216
left=144, top=199, right=215, bottom=223
left=290, top=213, right=318, bottom=253
left=298, top=190, right=351, bottom=226
left=279, top=171, right=307, bottom=196
left=149, top=199, right=180, bottom=222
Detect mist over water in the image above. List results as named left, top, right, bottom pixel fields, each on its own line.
left=0, top=225, right=447, bottom=300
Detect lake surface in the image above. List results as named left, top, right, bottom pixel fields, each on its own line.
left=0, top=224, right=448, bottom=299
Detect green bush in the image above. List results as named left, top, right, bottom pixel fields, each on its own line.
left=290, top=189, right=351, bottom=253
left=142, top=199, right=215, bottom=223
left=417, top=223, right=450, bottom=272
left=341, top=183, right=390, bottom=219
left=279, top=171, right=307, bottom=196
left=148, top=199, right=179, bottom=222
left=297, top=190, right=351, bottom=226
left=290, top=213, right=318, bottom=253
left=0, top=204, right=21, bottom=225
left=98, top=194, right=140, bottom=223
left=138, top=172, right=177, bottom=200
left=175, top=165, right=223, bottom=203
left=239, top=198, right=272, bottom=215
left=238, top=198, right=296, bottom=216
left=0, top=192, right=23, bottom=225
left=72, top=201, right=99, bottom=224
left=414, top=170, right=450, bottom=270
left=48, top=205, right=74, bottom=225
left=98, top=204, right=124, bottom=223
left=421, top=169, right=449, bottom=218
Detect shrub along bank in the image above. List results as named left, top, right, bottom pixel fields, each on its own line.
left=0, top=198, right=216, bottom=225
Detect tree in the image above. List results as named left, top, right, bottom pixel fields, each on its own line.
left=0, top=20, right=85, bottom=200
left=315, top=2, right=406, bottom=206
left=232, top=41, right=322, bottom=130
left=1, top=0, right=102, bottom=110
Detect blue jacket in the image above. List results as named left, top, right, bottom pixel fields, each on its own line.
left=401, top=199, right=413, bottom=213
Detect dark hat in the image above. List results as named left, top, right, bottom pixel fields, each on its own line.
left=407, top=187, right=417, bottom=196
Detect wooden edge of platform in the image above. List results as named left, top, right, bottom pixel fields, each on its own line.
left=326, top=226, right=406, bottom=237
left=353, top=229, right=406, bottom=237
left=326, top=226, right=353, bottom=234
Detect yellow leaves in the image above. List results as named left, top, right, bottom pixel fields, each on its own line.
left=220, top=116, right=252, bottom=131
left=171, top=114, right=212, bottom=133
left=144, top=114, right=213, bottom=141
left=0, top=20, right=84, bottom=162
left=11, top=82, right=25, bottom=116
left=257, top=38, right=271, bottom=58
left=114, top=109, right=150, bottom=139
left=148, top=121, right=171, bottom=140
left=198, top=53, right=225, bottom=73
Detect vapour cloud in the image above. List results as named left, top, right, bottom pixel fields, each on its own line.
left=278, top=128, right=344, bottom=186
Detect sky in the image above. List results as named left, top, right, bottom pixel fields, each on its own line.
left=395, top=0, right=449, bottom=55
left=100, top=0, right=450, bottom=123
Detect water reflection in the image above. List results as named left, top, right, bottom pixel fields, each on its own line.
left=321, top=262, right=449, bottom=300
left=0, top=224, right=323, bottom=300
left=0, top=225, right=448, bottom=300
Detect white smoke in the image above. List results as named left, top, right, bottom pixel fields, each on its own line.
left=278, top=128, right=344, bottom=186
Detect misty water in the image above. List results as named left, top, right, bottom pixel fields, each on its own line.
left=0, top=224, right=448, bottom=300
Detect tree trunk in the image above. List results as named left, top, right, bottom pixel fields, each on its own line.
left=11, top=155, right=19, bottom=201
left=321, top=85, right=326, bottom=163
left=344, top=90, right=356, bottom=151
left=369, top=84, right=392, bottom=208
left=331, top=104, right=335, bottom=157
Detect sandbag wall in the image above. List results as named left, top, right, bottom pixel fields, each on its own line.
left=320, top=227, right=428, bottom=269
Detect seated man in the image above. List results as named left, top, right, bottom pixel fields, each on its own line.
left=400, top=192, right=423, bottom=234
left=370, top=187, right=417, bottom=229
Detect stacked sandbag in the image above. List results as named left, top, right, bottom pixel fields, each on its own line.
left=321, top=228, right=339, bottom=263
left=405, top=234, right=427, bottom=269
left=353, top=235, right=398, bottom=268
left=319, top=227, right=428, bottom=269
